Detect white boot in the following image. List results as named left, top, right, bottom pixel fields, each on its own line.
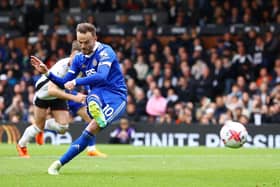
left=48, top=160, right=62, bottom=175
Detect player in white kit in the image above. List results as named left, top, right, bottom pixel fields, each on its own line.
left=16, top=41, right=85, bottom=158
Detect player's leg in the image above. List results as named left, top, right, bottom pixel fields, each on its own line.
left=48, top=120, right=99, bottom=175
left=35, top=99, right=70, bottom=145
left=17, top=105, right=46, bottom=157
left=50, top=110, right=71, bottom=133
left=76, top=106, right=107, bottom=157
left=48, top=93, right=126, bottom=175
left=87, top=94, right=107, bottom=128
left=68, top=92, right=107, bottom=157
left=50, top=99, right=71, bottom=134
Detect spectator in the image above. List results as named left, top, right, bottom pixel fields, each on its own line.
left=134, top=55, right=149, bottom=85
left=142, top=28, right=162, bottom=56
left=134, top=88, right=147, bottom=121
left=264, top=31, right=279, bottom=70
left=143, top=14, right=157, bottom=29
left=175, top=102, right=193, bottom=125
left=146, top=87, right=167, bottom=122
left=148, top=61, right=161, bottom=82
left=110, top=118, right=135, bottom=144
left=176, top=76, right=194, bottom=103
left=270, top=61, right=280, bottom=87
left=213, top=95, right=227, bottom=125
left=5, top=17, right=23, bottom=35
left=251, top=36, right=266, bottom=74
left=236, top=76, right=249, bottom=93
left=240, top=92, right=253, bottom=116
left=0, top=96, right=5, bottom=121
left=125, top=102, right=138, bottom=122
left=167, top=0, right=178, bottom=24
left=0, top=0, right=11, bottom=11
left=231, top=43, right=254, bottom=82
left=4, top=95, right=25, bottom=122
left=126, top=78, right=141, bottom=98
left=122, top=58, right=137, bottom=81
left=0, top=74, right=13, bottom=107
left=158, top=64, right=178, bottom=88
left=193, top=64, right=214, bottom=101
left=166, top=87, right=178, bottom=106
left=212, top=58, right=226, bottom=97
left=228, top=7, right=241, bottom=24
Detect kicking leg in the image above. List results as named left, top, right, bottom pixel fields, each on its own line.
left=86, top=135, right=107, bottom=157
left=76, top=106, right=107, bottom=157
left=48, top=120, right=100, bottom=175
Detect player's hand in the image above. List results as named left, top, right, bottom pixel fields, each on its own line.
left=64, top=80, right=76, bottom=90
left=74, top=93, right=87, bottom=104
left=30, top=56, right=49, bottom=74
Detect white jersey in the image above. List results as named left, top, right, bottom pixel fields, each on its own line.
left=35, top=57, right=70, bottom=100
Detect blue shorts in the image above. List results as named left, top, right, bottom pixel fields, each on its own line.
left=67, top=90, right=86, bottom=116
left=86, top=88, right=127, bottom=125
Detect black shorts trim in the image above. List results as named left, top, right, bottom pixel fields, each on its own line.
left=34, top=97, right=68, bottom=110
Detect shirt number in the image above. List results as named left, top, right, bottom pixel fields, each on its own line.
left=103, top=104, right=114, bottom=117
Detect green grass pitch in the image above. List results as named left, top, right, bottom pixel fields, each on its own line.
left=0, top=144, right=280, bottom=187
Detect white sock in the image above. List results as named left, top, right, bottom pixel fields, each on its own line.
left=18, top=125, right=41, bottom=147
left=45, top=118, right=69, bottom=134
left=87, top=145, right=96, bottom=152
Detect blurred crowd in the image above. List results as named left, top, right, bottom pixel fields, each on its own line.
left=0, top=0, right=280, bottom=126
left=2, top=0, right=280, bottom=34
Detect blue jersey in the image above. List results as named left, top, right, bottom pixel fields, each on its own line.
left=48, top=42, right=127, bottom=100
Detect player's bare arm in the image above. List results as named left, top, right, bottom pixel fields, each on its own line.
left=48, top=82, right=86, bottom=104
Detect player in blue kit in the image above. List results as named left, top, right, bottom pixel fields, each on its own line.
left=31, top=23, right=127, bottom=175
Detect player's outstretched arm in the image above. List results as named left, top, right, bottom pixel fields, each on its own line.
left=30, top=56, right=49, bottom=74
left=30, top=56, right=78, bottom=88
left=48, top=82, right=86, bottom=103
left=75, top=64, right=110, bottom=86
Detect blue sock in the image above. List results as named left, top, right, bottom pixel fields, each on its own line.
left=60, top=130, right=95, bottom=165
left=88, top=135, right=95, bottom=146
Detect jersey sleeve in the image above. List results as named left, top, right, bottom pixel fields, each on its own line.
left=75, top=47, right=114, bottom=86
left=47, top=55, right=80, bottom=88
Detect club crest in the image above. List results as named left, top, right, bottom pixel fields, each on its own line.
left=92, top=59, right=97, bottom=66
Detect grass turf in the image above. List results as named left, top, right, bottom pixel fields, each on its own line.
left=0, top=144, right=280, bottom=187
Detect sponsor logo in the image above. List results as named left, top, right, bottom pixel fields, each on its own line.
left=85, top=68, right=96, bottom=76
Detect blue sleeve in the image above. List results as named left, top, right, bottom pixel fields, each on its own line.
left=84, top=85, right=91, bottom=93
left=75, top=65, right=110, bottom=86
left=75, top=48, right=114, bottom=86
left=47, top=55, right=81, bottom=88
left=48, top=72, right=76, bottom=88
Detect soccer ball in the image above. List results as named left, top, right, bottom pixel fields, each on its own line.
left=220, top=121, right=248, bottom=148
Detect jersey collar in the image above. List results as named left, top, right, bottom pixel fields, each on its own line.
left=85, top=41, right=101, bottom=58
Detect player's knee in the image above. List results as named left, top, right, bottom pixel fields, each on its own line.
left=57, top=123, right=69, bottom=134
